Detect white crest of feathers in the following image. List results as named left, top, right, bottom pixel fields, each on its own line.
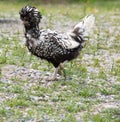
left=26, top=6, right=32, bottom=12
left=33, top=9, right=39, bottom=16
left=26, top=6, right=39, bottom=14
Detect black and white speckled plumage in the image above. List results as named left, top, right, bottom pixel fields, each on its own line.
left=19, top=6, right=95, bottom=80
left=26, top=28, right=84, bottom=68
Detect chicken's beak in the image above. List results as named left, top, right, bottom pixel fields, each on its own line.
left=23, top=20, right=29, bottom=25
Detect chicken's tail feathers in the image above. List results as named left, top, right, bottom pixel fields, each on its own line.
left=71, top=15, right=95, bottom=41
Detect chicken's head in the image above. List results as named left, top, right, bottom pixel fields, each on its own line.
left=19, top=6, right=42, bottom=26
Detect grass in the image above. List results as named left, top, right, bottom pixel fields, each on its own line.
left=91, top=108, right=120, bottom=122
left=0, top=0, right=120, bottom=122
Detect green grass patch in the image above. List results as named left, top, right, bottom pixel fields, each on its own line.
left=92, top=108, right=120, bottom=122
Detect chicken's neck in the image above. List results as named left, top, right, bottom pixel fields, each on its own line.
left=24, top=23, right=40, bottom=39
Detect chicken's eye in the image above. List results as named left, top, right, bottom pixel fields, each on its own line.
left=23, top=16, right=27, bottom=20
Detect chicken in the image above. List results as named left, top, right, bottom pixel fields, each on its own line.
left=19, top=6, right=95, bottom=81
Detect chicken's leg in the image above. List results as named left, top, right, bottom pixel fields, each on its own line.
left=46, top=67, right=59, bottom=81
left=58, top=63, right=66, bottom=80
left=58, top=64, right=62, bottom=75
left=47, top=61, right=67, bottom=81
